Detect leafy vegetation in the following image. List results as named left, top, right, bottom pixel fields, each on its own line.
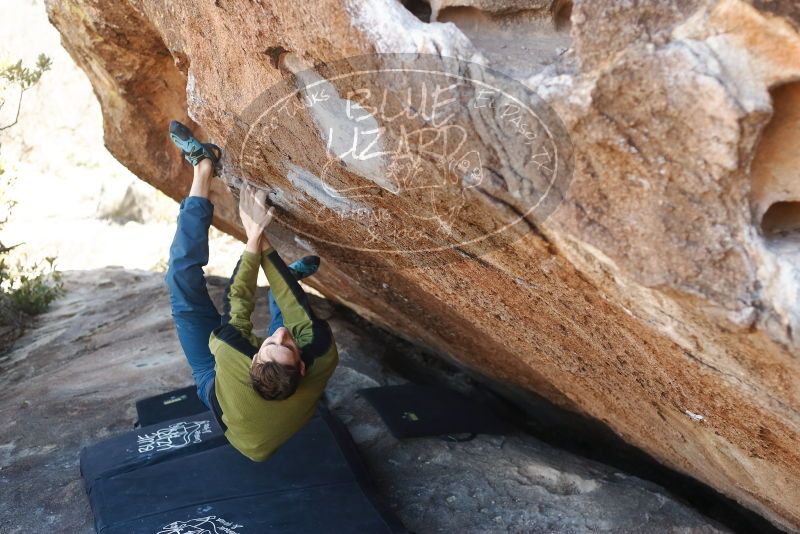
left=0, top=54, right=52, bottom=132
left=0, top=53, right=61, bottom=351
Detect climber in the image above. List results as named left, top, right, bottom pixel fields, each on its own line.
left=164, top=120, right=339, bottom=462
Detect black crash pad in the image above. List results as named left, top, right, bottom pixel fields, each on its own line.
left=81, top=412, right=227, bottom=484
left=81, top=401, right=405, bottom=533
left=135, top=385, right=207, bottom=427
left=359, top=384, right=511, bottom=439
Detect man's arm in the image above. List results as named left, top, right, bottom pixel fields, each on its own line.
left=213, top=184, right=276, bottom=353
left=220, top=250, right=260, bottom=340
left=260, top=244, right=333, bottom=366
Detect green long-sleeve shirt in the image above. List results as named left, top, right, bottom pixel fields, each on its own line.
left=209, top=247, right=338, bottom=462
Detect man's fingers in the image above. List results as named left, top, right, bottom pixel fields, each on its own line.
left=258, top=206, right=276, bottom=231
left=239, top=184, right=253, bottom=208
left=255, top=189, right=268, bottom=209
left=240, top=184, right=269, bottom=209
left=239, top=184, right=274, bottom=235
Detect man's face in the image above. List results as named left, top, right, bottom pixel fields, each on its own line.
left=253, top=326, right=305, bottom=376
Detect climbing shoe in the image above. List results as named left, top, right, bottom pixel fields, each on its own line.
left=169, top=120, right=221, bottom=172
left=287, top=255, right=320, bottom=280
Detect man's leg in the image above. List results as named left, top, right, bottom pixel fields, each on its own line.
left=266, top=289, right=284, bottom=336
left=165, top=159, right=220, bottom=409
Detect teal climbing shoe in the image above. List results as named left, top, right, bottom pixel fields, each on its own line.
left=288, top=255, right=320, bottom=280
left=169, top=120, right=221, bottom=171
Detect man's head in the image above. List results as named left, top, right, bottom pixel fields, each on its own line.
left=249, top=326, right=306, bottom=400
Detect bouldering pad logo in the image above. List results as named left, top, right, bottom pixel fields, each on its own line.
left=157, top=515, right=243, bottom=534
left=227, top=54, right=573, bottom=261
left=136, top=420, right=212, bottom=454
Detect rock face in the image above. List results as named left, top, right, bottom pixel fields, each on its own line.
left=0, top=269, right=727, bottom=533
left=46, top=0, right=800, bottom=529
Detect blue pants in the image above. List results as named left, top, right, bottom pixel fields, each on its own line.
left=165, top=196, right=283, bottom=409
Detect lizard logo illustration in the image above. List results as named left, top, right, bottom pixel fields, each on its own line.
left=137, top=420, right=212, bottom=454
left=157, top=515, right=243, bottom=534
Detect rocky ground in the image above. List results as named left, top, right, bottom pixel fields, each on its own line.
left=0, top=267, right=727, bottom=533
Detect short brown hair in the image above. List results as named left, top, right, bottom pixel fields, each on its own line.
left=250, top=361, right=301, bottom=400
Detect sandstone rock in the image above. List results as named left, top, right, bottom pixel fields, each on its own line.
left=46, top=0, right=800, bottom=529
left=0, top=268, right=727, bottom=533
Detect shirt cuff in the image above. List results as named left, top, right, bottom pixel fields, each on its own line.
left=241, top=250, right=261, bottom=263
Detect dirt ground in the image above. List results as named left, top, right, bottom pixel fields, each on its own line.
left=0, top=267, right=726, bottom=533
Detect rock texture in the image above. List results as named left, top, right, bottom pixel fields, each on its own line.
left=0, top=269, right=728, bottom=533
left=45, top=0, right=800, bottom=530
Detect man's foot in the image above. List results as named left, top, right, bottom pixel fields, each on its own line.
left=288, top=255, right=320, bottom=280
left=169, top=120, right=221, bottom=171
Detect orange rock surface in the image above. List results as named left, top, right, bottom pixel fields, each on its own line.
left=47, top=0, right=800, bottom=529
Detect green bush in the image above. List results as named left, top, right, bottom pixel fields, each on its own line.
left=0, top=255, right=63, bottom=318
left=0, top=53, right=60, bottom=351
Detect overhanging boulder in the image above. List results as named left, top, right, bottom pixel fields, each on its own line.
left=46, top=0, right=800, bottom=529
